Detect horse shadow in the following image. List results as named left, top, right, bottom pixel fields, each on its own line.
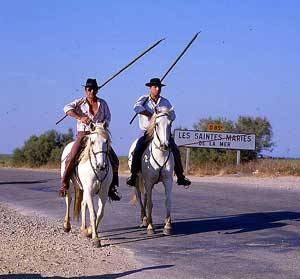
left=172, top=211, right=300, bottom=235
left=100, top=211, right=300, bottom=244
left=0, top=179, right=51, bottom=185
left=0, top=264, right=174, bottom=278
left=0, top=178, right=59, bottom=192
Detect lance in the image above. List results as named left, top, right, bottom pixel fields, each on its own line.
left=56, top=38, right=165, bottom=125
left=129, top=32, right=200, bottom=125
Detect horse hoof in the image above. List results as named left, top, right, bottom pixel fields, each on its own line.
left=86, top=227, right=93, bottom=238
left=63, top=224, right=71, bottom=233
left=163, top=228, right=172, bottom=236
left=142, top=217, right=148, bottom=227
left=92, top=239, right=101, bottom=248
left=147, top=229, right=155, bottom=236
left=80, top=229, right=88, bottom=237
left=140, top=220, right=148, bottom=228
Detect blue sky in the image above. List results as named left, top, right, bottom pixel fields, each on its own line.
left=0, top=0, right=299, bottom=157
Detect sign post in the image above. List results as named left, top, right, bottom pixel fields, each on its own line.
left=185, top=148, right=190, bottom=175
left=237, top=150, right=241, bottom=166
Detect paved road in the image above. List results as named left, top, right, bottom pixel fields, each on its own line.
left=1, top=168, right=300, bottom=279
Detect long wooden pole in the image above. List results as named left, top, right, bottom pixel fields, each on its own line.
left=129, top=32, right=200, bottom=125
left=56, top=38, right=165, bottom=125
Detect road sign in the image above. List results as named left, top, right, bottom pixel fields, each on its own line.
left=174, top=129, right=256, bottom=150
left=207, top=123, right=224, bottom=132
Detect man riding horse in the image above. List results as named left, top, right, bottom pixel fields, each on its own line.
left=59, top=78, right=121, bottom=201
left=127, top=77, right=191, bottom=187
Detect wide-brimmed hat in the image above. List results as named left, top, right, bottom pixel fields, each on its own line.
left=145, top=78, right=166, bottom=87
left=82, top=78, right=100, bottom=89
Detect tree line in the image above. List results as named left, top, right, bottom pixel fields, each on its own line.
left=12, top=129, right=74, bottom=167
left=11, top=115, right=273, bottom=167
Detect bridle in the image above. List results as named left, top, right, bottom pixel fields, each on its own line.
left=150, top=113, right=173, bottom=183
left=88, top=131, right=110, bottom=185
left=153, top=113, right=172, bottom=151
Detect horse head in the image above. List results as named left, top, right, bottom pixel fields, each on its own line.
left=147, top=108, right=173, bottom=151
left=89, top=122, right=111, bottom=170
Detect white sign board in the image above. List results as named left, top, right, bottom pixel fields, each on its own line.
left=174, top=129, right=256, bottom=151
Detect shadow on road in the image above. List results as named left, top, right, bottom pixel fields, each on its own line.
left=172, top=211, right=300, bottom=235
left=0, top=179, right=56, bottom=185
left=99, top=211, right=300, bottom=244
left=0, top=264, right=174, bottom=278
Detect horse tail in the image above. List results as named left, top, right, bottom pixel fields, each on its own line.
left=129, top=174, right=144, bottom=205
left=74, top=185, right=83, bottom=221
left=137, top=174, right=145, bottom=194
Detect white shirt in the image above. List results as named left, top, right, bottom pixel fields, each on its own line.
left=134, top=94, right=176, bottom=130
left=64, top=97, right=111, bottom=132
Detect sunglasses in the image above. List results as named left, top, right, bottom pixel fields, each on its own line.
left=86, top=87, right=98, bottom=92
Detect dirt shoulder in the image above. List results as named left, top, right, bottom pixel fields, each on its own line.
left=0, top=203, right=139, bottom=277
left=189, top=175, right=300, bottom=191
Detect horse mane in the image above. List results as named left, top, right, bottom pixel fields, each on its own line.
left=145, top=108, right=172, bottom=142
left=79, top=124, right=111, bottom=164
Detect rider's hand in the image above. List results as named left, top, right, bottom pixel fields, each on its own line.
left=80, top=116, right=91, bottom=125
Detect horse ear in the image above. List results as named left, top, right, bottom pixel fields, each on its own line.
left=103, top=121, right=108, bottom=129
left=90, top=122, right=96, bottom=131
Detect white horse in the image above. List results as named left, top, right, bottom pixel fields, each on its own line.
left=129, top=109, right=175, bottom=235
left=61, top=123, right=112, bottom=247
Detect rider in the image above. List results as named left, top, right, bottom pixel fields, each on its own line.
left=127, top=77, right=191, bottom=187
left=59, top=78, right=121, bottom=201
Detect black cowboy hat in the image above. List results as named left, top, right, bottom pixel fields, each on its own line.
left=82, top=78, right=100, bottom=89
left=145, top=78, right=166, bottom=87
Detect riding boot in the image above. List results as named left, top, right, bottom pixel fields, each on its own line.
left=127, top=148, right=142, bottom=186
left=108, top=172, right=121, bottom=201
left=59, top=157, right=73, bottom=197
left=127, top=135, right=148, bottom=187
left=170, top=137, right=191, bottom=186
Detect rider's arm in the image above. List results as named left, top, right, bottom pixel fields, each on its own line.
left=64, top=99, right=91, bottom=125
left=139, top=110, right=153, bottom=118
left=133, top=95, right=152, bottom=118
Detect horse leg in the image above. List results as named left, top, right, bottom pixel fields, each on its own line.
left=63, top=192, right=72, bottom=232
left=80, top=198, right=90, bottom=237
left=163, top=178, right=173, bottom=235
left=95, top=196, right=106, bottom=233
left=85, top=191, right=101, bottom=247
left=135, top=188, right=147, bottom=228
left=145, top=184, right=154, bottom=235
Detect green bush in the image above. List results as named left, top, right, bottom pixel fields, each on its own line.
left=12, top=129, right=73, bottom=167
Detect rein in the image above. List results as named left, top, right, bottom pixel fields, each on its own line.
left=88, top=140, right=110, bottom=193
left=149, top=113, right=172, bottom=184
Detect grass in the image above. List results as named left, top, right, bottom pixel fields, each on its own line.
left=0, top=154, right=12, bottom=167
left=2, top=154, right=300, bottom=177
left=188, top=158, right=300, bottom=177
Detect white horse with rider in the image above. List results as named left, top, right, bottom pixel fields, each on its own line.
left=129, top=108, right=175, bottom=235
left=61, top=122, right=112, bottom=247
left=127, top=78, right=191, bottom=235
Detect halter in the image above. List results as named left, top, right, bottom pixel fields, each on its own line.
left=88, top=133, right=110, bottom=190
left=153, top=113, right=172, bottom=151
left=150, top=113, right=172, bottom=184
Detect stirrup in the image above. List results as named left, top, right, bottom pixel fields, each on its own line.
left=126, top=175, right=137, bottom=187
left=108, top=188, right=121, bottom=201
left=177, top=177, right=191, bottom=186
